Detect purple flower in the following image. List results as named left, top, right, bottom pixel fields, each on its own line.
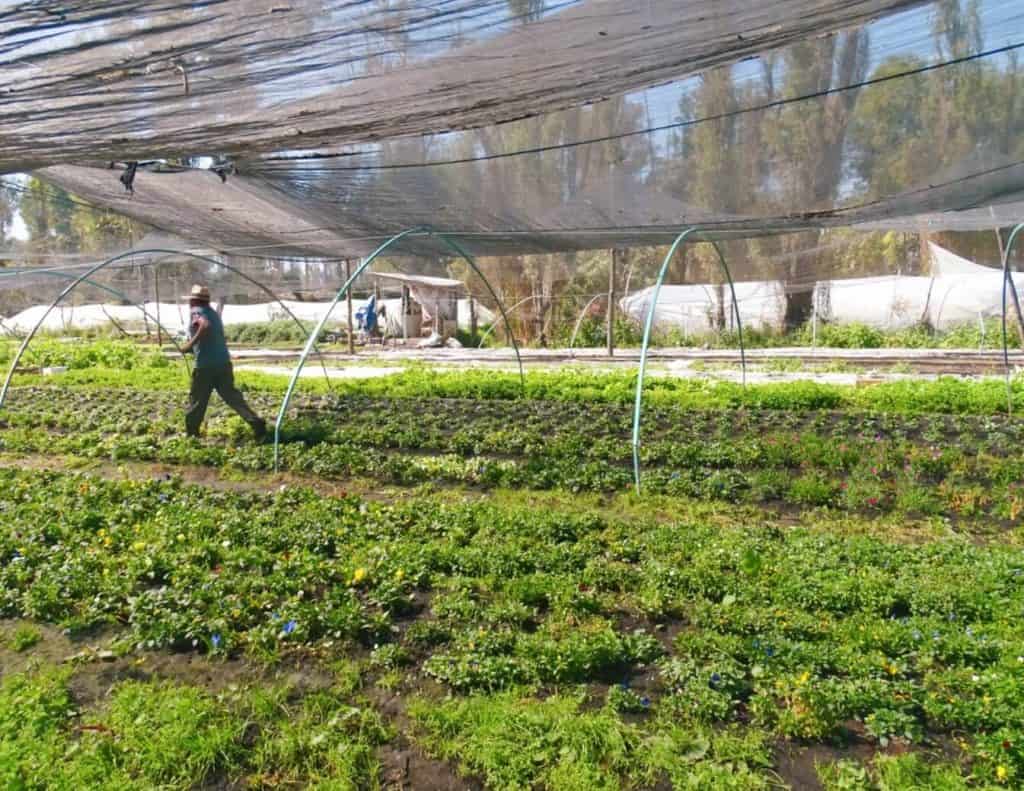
left=211, top=633, right=221, bottom=649
left=282, top=619, right=297, bottom=635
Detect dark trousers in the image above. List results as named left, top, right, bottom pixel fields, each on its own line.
left=185, top=363, right=265, bottom=436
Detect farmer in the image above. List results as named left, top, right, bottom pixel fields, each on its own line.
left=181, top=284, right=267, bottom=440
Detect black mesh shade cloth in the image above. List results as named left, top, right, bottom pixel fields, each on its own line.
left=6, top=0, right=1024, bottom=257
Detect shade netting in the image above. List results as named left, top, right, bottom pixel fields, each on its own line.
left=0, top=0, right=1022, bottom=262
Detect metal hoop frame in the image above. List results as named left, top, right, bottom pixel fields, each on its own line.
left=0, top=248, right=338, bottom=409
left=476, top=295, right=540, bottom=348
left=1001, top=222, right=1024, bottom=414
left=631, top=228, right=746, bottom=493
left=568, top=293, right=606, bottom=356
left=272, top=227, right=524, bottom=470
left=0, top=267, right=187, bottom=364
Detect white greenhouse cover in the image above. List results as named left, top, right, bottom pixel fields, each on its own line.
left=619, top=280, right=787, bottom=333
left=620, top=244, right=1024, bottom=332
left=1, top=299, right=490, bottom=336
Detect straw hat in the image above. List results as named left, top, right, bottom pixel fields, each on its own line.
left=184, top=284, right=211, bottom=302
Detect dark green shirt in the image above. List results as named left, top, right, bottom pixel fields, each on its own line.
left=190, top=305, right=230, bottom=369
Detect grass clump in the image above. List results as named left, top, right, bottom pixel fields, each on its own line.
left=0, top=667, right=392, bottom=790
left=410, top=689, right=775, bottom=789
left=8, top=623, right=42, bottom=651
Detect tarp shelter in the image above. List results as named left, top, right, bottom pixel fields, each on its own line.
left=371, top=272, right=466, bottom=339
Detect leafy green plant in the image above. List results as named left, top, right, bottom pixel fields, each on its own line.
left=8, top=623, right=42, bottom=652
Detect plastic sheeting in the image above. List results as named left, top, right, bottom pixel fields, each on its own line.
left=620, top=244, right=1024, bottom=331
left=620, top=281, right=786, bottom=334
left=4, top=0, right=1024, bottom=259
left=0, top=298, right=488, bottom=336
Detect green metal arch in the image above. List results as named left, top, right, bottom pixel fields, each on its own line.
left=0, top=248, right=199, bottom=409
left=435, top=233, right=524, bottom=391
left=272, top=228, right=524, bottom=470
left=0, top=249, right=335, bottom=395
left=631, top=228, right=746, bottom=493
left=568, top=293, right=606, bottom=356
left=1, top=267, right=188, bottom=362
left=476, top=295, right=536, bottom=348
left=1001, top=222, right=1024, bottom=414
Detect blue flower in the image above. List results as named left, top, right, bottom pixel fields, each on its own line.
left=211, top=633, right=221, bottom=649
left=764, top=646, right=775, bottom=657
left=709, top=673, right=722, bottom=689
left=641, top=697, right=651, bottom=708
left=282, top=619, right=297, bottom=635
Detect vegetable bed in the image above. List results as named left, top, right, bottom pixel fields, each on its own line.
left=2, top=367, right=1024, bottom=789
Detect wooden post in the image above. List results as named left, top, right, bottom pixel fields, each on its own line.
left=469, top=295, right=477, bottom=342
left=607, top=249, right=617, bottom=357
left=154, top=264, right=163, bottom=348
left=345, top=259, right=355, bottom=355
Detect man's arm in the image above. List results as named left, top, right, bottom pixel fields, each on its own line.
left=182, top=314, right=210, bottom=354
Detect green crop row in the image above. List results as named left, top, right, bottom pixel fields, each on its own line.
left=3, top=386, right=1023, bottom=522
left=2, top=467, right=1022, bottom=787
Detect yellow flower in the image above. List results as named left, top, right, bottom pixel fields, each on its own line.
left=395, top=569, right=404, bottom=581
left=997, top=765, right=1008, bottom=782
left=133, top=542, right=146, bottom=551
left=176, top=533, right=185, bottom=542
left=798, top=671, right=810, bottom=685
left=352, top=567, right=367, bottom=584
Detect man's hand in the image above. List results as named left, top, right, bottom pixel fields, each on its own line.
left=183, top=315, right=210, bottom=353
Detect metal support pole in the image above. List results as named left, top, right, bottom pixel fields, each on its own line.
left=607, top=249, right=617, bottom=357
left=345, top=259, right=355, bottom=355
left=632, top=229, right=746, bottom=493
left=1001, top=223, right=1024, bottom=414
